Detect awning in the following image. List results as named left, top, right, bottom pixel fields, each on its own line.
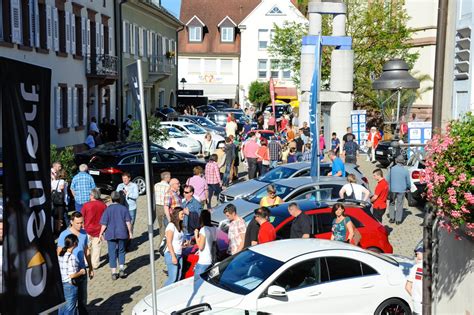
left=186, top=83, right=237, bottom=100
left=275, top=87, right=297, bottom=100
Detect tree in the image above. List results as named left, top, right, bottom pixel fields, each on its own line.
left=268, top=0, right=424, bottom=110
left=248, top=81, right=271, bottom=110
left=50, top=145, right=76, bottom=181
left=127, top=115, right=168, bottom=143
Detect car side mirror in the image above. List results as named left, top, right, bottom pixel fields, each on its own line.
left=267, top=285, right=287, bottom=297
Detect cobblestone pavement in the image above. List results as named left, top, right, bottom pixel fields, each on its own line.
left=86, top=155, right=423, bottom=314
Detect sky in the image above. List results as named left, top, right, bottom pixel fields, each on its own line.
left=161, top=0, right=181, bottom=18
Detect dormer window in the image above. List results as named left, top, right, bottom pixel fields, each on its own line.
left=186, top=15, right=205, bottom=42
left=218, top=16, right=237, bottom=43
left=267, top=6, right=284, bottom=15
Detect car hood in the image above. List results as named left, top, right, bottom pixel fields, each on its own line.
left=212, top=198, right=259, bottom=224
left=139, top=277, right=244, bottom=313
left=221, top=180, right=268, bottom=199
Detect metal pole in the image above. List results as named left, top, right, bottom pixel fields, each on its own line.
left=424, top=1, right=448, bottom=314
left=137, top=60, right=158, bottom=315
left=396, top=89, right=401, bottom=126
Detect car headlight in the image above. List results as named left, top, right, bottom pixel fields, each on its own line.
left=177, top=141, right=187, bottom=147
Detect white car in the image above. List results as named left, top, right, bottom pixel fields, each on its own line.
left=132, top=239, right=413, bottom=315
left=158, top=126, right=201, bottom=155
left=161, top=121, right=225, bottom=152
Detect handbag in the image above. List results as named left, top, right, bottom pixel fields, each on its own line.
left=71, top=274, right=87, bottom=286
left=344, top=218, right=362, bottom=246
left=51, top=181, right=65, bottom=206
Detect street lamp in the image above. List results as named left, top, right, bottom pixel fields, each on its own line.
left=180, top=77, right=187, bottom=90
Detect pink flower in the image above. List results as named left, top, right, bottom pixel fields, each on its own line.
left=464, top=192, right=474, bottom=204
left=461, top=206, right=469, bottom=213
left=459, top=173, right=467, bottom=181
left=438, top=175, right=446, bottom=183
left=449, top=195, right=457, bottom=204
left=448, top=166, right=456, bottom=173
left=436, top=197, right=444, bottom=207
left=471, top=178, right=474, bottom=186
left=447, top=187, right=456, bottom=196
left=452, top=180, right=461, bottom=187
left=451, top=210, right=461, bottom=218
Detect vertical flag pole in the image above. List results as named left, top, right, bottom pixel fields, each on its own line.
left=309, top=35, right=322, bottom=179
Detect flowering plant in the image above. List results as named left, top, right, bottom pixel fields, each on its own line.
left=421, top=112, right=473, bottom=237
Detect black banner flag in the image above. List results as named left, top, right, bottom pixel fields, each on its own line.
left=0, top=57, right=64, bottom=314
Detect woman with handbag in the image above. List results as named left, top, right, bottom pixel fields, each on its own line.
left=330, top=203, right=358, bottom=244
left=338, top=174, right=370, bottom=201
left=163, top=207, right=185, bottom=286
left=58, top=234, right=87, bottom=315
left=51, top=170, right=69, bottom=235
left=201, top=132, right=215, bottom=160
left=256, top=138, right=270, bottom=176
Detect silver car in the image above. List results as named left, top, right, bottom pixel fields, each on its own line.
left=219, top=162, right=368, bottom=203
left=212, top=176, right=349, bottom=229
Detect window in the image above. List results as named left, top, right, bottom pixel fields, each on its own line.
left=270, top=60, right=279, bottom=78
left=258, top=59, right=267, bottom=78
left=315, top=213, right=334, bottom=234
left=221, top=26, right=233, bottom=42
left=325, top=257, right=377, bottom=281
left=267, top=6, right=283, bottom=15
left=283, top=70, right=291, bottom=79
left=204, top=59, right=216, bottom=74
left=189, top=26, right=201, bottom=42
left=258, top=29, right=268, bottom=49
left=73, top=85, right=85, bottom=127
left=188, top=58, right=201, bottom=74
left=120, top=154, right=144, bottom=165
left=159, top=152, right=181, bottom=162
left=220, top=59, right=232, bottom=74
left=54, top=85, right=70, bottom=130
left=273, top=259, right=329, bottom=291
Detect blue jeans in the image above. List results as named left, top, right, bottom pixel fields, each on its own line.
left=75, top=202, right=83, bottom=212
left=164, top=251, right=183, bottom=287
left=129, top=209, right=136, bottom=229
left=222, top=163, right=232, bottom=186
left=194, top=263, right=211, bottom=281
left=59, top=282, right=78, bottom=315
left=107, top=239, right=126, bottom=269
left=207, top=184, right=222, bottom=208
left=77, top=276, right=87, bottom=315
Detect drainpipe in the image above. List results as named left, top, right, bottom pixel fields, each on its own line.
left=115, top=0, right=127, bottom=137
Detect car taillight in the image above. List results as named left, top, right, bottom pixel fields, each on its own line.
left=100, top=167, right=122, bottom=174
left=412, top=170, right=420, bottom=180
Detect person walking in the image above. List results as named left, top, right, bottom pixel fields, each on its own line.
left=366, top=126, right=382, bottom=162
left=268, top=135, right=281, bottom=169
left=287, top=203, right=311, bottom=238
left=222, top=137, right=236, bottom=186
left=260, top=185, right=283, bottom=207
left=331, top=132, right=340, bottom=156
left=338, top=174, right=370, bottom=201
left=223, top=204, right=246, bottom=255
left=57, top=212, right=94, bottom=315
left=186, top=167, right=207, bottom=206
left=319, top=132, right=326, bottom=160
left=327, top=151, right=346, bottom=177
left=51, top=161, right=62, bottom=183
left=371, top=168, right=389, bottom=222
left=242, top=132, right=259, bottom=179
left=116, top=172, right=139, bottom=231
left=99, top=191, right=133, bottom=280
left=163, top=207, right=185, bottom=286
left=387, top=155, right=410, bottom=225
left=154, top=171, right=171, bottom=241
left=343, top=135, right=359, bottom=164
left=205, top=154, right=222, bottom=208
left=256, top=138, right=270, bottom=176
left=163, top=178, right=182, bottom=227
left=81, top=188, right=107, bottom=269
left=406, top=242, right=424, bottom=315
left=123, top=114, right=133, bottom=139
left=182, top=185, right=203, bottom=233
left=342, top=127, right=356, bottom=146
left=201, top=132, right=215, bottom=160
left=330, top=203, right=355, bottom=243
left=226, top=114, right=238, bottom=138
left=255, top=207, right=276, bottom=244
left=51, top=169, right=69, bottom=234
left=302, top=143, right=312, bottom=161
left=193, top=210, right=217, bottom=280
left=71, top=164, right=96, bottom=212
left=58, top=234, right=86, bottom=315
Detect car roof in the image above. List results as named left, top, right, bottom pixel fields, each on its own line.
left=161, top=121, right=196, bottom=126
left=250, top=239, right=364, bottom=262
left=262, top=199, right=368, bottom=218
left=274, top=176, right=347, bottom=188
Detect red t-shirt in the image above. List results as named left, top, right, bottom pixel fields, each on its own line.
left=373, top=178, right=389, bottom=209
left=82, top=200, right=107, bottom=237
left=258, top=221, right=276, bottom=244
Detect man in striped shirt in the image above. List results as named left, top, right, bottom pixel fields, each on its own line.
left=205, top=154, right=222, bottom=208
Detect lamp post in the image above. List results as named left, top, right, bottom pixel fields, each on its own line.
left=180, top=77, right=187, bottom=90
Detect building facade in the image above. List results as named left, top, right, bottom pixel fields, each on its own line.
left=0, top=0, right=117, bottom=149
left=178, top=0, right=259, bottom=105
left=121, top=0, right=182, bottom=118
left=238, top=0, right=307, bottom=105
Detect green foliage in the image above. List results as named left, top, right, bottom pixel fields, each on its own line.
left=50, top=145, right=76, bottom=181
left=248, top=81, right=271, bottom=110
left=127, top=115, right=168, bottom=143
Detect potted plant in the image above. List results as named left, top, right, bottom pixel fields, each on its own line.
left=166, top=51, right=175, bottom=59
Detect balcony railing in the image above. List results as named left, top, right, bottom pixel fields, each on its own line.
left=148, top=56, right=172, bottom=76
left=86, top=54, right=118, bottom=77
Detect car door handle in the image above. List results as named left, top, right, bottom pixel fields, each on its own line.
left=308, top=291, right=322, bottom=297
left=361, top=283, right=374, bottom=289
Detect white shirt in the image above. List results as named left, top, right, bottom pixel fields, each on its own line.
left=198, top=226, right=217, bottom=265
left=340, top=183, right=368, bottom=201
left=225, top=121, right=238, bottom=137
left=90, top=121, right=99, bottom=133
left=408, top=260, right=423, bottom=314
left=165, top=223, right=183, bottom=255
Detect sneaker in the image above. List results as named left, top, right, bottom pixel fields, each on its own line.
left=119, top=269, right=128, bottom=278
left=112, top=273, right=119, bottom=280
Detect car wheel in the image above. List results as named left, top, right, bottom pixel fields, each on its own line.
left=132, top=176, right=146, bottom=195
left=367, top=247, right=383, bottom=254
left=406, top=191, right=418, bottom=207
left=374, top=298, right=411, bottom=315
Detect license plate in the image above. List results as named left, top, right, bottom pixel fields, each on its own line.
left=89, top=170, right=100, bottom=176
left=376, top=151, right=383, bottom=155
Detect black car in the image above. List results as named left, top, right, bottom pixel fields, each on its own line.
left=208, top=101, right=230, bottom=111
left=196, top=105, right=217, bottom=114
left=206, top=111, right=256, bottom=131
left=264, top=104, right=292, bottom=119
left=171, top=115, right=226, bottom=137
left=87, top=148, right=206, bottom=195
left=75, top=142, right=197, bottom=166
left=374, top=140, right=408, bottom=168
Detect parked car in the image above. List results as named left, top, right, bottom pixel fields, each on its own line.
left=172, top=115, right=226, bottom=137
left=374, top=140, right=408, bottom=168
left=133, top=239, right=412, bottom=315
left=159, top=126, right=202, bottom=154
left=264, top=103, right=292, bottom=119
left=209, top=101, right=231, bottom=111
left=74, top=141, right=197, bottom=166
left=86, top=148, right=206, bottom=194
left=161, top=121, right=225, bottom=151
left=206, top=111, right=254, bottom=131
left=406, top=152, right=427, bottom=207
left=196, top=105, right=218, bottom=114
left=219, top=162, right=368, bottom=203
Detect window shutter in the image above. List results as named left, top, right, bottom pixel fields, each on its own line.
left=46, top=4, right=52, bottom=49
left=122, top=21, right=127, bottom=53
left=108, top=26, right=113, bottom=55
left=83, top=89, right=87, bottom=126
left=65, top=12, right=71, bottom=53
left=11, top=0, right=22, bottom=44
left=86, top=19, right=91, bottom=55
left=130, top=24, right=135, bottom=55
left=53, top=7, right=59, bottom=51
left=67, top=87, right=72, bottom=128
left=134, top=25, right=139, bottom=57
left=147, top=30, right=152, bottom=57
left=138, top=27, right=143, bottom=56
left=162, top=36, right=166, bottom=57
left=95, top=22, right=100, bottom=55
left=143, top=29, right=148, bottom=59
left=73, top=87, right=79, bottom=127
left=100, top=23, right=104, bottom=54
left=55, top=86, right=62, bottom=129
left=71, top=13, right=76, bottom=55
left=81, top=17, right=86, bottom=55
left=29, top=0, right=40, bottom=47
left=34, top=0, right=40, bottom=47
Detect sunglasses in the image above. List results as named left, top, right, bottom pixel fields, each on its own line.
left=269, top=191, right=276, bottom=195
left=184, top=191, right=192, bottom=194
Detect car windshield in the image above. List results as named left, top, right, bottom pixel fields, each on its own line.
left=243, top=211, right=287, bottom=228
left=244, top=184, right=295, bottom=203
left=194, top=116, right=217, bottom=127
left=185, top=124, right=207, bottom=134
left=202, top=249, right=284, bottom=295
left=258, top=166, right=298, bottom=183
left=165, top=127, right=186, bottom=138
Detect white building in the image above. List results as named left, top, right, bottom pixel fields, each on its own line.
left=238, top=0, right=307, bottom=105
left=0, top=0, right=117, bottom=149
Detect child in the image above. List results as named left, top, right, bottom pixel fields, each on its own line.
left=58, top=234, right=87, bottom=315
